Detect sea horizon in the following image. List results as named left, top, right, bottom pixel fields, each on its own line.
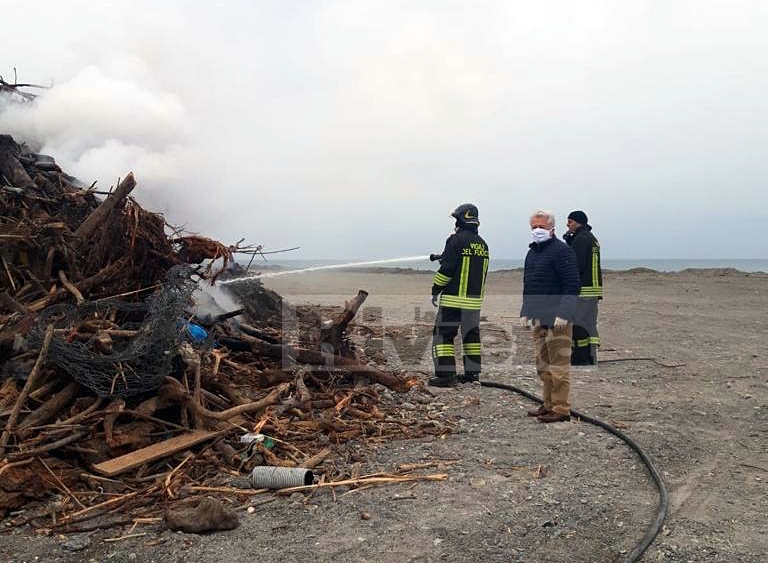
left=243, top=257, right=768, bottom=273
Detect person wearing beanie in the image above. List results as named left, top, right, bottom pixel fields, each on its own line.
left=567, top=210, right=588, bottom=226
left=563, top=210, right=603, bottom=365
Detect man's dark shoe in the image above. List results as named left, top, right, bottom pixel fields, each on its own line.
left=527, top=405, right=551, bottom=417
left=458, top=374, right=479, bottom=384
left=428, top=375, right=458, bottom=388
left=538, top=412, right=571, bottom=423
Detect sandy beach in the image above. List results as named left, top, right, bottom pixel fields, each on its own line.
left=3, top=267, right=766, bottom=562
left=264, top=267, right=768, bottom=561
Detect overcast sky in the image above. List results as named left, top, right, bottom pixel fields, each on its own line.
left=2, top=1, right=767, bottom=260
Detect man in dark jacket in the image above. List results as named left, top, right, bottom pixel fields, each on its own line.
left=429, top=203, right=490, bottom=387
left=563, top=210, right=602, bottom=365
left=520, top=210, right=580, bottom=422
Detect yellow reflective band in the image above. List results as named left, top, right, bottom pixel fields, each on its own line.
left=432, top=345, right=455, bottom=358
left=433, top=272, right=452, bottom=287
left=458, top=256, right=470, bottom=297
left=574, top=337, right=601, bottom=347
left=579, top=287, right=603, bottom=297
left=463, top=345, right=482, bottom=353
left=439, top=295, right=483, bottom=310
left=480, top=257, right=489, bottom=298
left=592, top=248, right=599, bottom=287
left=588, top=337, right=601, bottom=345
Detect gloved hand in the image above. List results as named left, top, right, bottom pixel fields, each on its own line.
left=431, top=295, right=439, bottom=307
left=553, top=316, right=569, bottom=328
left=519, top=316, right=530, bottom=329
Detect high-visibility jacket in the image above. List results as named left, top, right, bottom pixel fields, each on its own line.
left=431, top=227, right=490, bottom=310
left=564, top=226, right=603, bottom=298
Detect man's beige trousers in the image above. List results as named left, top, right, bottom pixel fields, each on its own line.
left=533, top=324, right=573, bottom=415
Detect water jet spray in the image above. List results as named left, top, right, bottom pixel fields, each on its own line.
left=219, top=255, right=430, bottom=285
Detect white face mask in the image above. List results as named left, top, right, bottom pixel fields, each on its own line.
left=530, top=227, right=552, bottom=244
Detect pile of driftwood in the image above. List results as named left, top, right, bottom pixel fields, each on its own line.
left=0, top=134, right=445, bottom=533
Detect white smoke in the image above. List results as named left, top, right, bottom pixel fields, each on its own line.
left=2, top=0, right=767, bottom=259
left=1, top=63, right=195, bottom=203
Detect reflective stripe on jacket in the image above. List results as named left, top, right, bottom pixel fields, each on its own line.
left=431, top=228, right=490, bottom=310
left=564, top=226, right=603, bottom=298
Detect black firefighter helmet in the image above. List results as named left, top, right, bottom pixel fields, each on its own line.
left=451, top=203, right=480, bottom=226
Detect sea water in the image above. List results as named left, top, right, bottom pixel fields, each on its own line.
left=242, top=258, right=768, bottom=274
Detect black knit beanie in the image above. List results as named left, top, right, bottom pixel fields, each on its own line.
left=567, top=210, right=588, bottom=225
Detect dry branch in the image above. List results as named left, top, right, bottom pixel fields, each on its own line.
left=0, top=325, right=54, bottom=456
left=73, top=173, right=136, bottom=246
left=321, top=289, right=368, bottom=355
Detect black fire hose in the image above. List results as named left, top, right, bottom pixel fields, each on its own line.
left=480, top=380, right=668, bottom=563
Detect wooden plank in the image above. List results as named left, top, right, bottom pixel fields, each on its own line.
left=92, top=414, right=247, bottom=476
left=92, top=421, right=239, bottom=477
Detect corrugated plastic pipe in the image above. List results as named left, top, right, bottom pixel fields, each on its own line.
left=250, top=466, right=314, bottom=489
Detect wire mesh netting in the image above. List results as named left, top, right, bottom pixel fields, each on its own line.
left=29, top=265, right=197, bottom=398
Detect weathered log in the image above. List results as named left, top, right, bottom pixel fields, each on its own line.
left=73, top=173, right=136, bottom=246
left=28, top=256, right=131, bottom=311
left=237, top=333, right=407, bottom=391
left=6, top=430, right=90, bottom=461
left=205, top=377, right=251, bottom=407
left=162, top=377, right=289, bottom=423
left=27, top=374, right=58, bottom=401
left=320, top=289, right=368, bottom=356
left=238, top=323, right=280, bottom=344
left=134, top=394, right=174, bottom=418
left=0, top=135, right=35, bottom=188
left=17, top=381, right=81, bottom=438
left=255, top=368, right=295, bottom=387
left=199, top=389, right=230, bottom=410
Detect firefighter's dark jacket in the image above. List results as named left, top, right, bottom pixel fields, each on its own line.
left=431, top=227, right=490, bottom=310
left=563, top=225, right=603, bottom=298
left=520, top=237, right=580, bottom=325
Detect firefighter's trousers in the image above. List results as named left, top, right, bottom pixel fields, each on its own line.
left=572, top=297, right=600, bottom=365
left=432, top=306, right=481, bottom=377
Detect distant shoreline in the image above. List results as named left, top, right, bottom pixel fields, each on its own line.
left=245, top=258, right=768, bottom=274
left=247, top=265, right=767, bottom=276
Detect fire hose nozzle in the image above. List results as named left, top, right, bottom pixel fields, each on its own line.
left=429, top=253, right=442, bottom=262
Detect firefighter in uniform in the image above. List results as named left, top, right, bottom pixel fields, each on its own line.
left=563, top=210, right=603, bottom=365
left=429, top=203, right=490, bottom=387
